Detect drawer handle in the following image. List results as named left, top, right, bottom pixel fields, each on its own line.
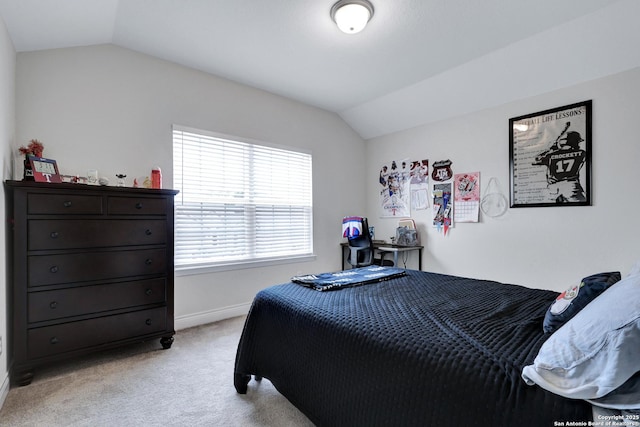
left=50, top=337, right=59, bottom=345
left=145, top=258, right=153, bottom=265
left=50, top=266, right=59, bottom=273
left=50, top=231, right=59, bottom=239
left=145, top=229, right=152, bottom=236
left=145, top=319, right=152, bottom=326
left=50, top=301, right=58, bottom=309
left=135, top=202, right=143, bottom=209
left=145, top=288, right=153, bottom=296
left=63, top=201, right=72, bottom=208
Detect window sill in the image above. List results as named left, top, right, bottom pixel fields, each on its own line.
left=175, top=254, right=317, bottom=277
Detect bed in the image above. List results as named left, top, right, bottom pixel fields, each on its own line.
left=234, top=267, right=640, bottom=427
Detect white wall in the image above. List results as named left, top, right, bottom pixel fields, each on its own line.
left=366, top=67, right=640, bottom=292
left=13, top=42, right=640, bottom=331
left=0, top=13, right=15, bottom=406
left=15, top=44, right=367, bottom=328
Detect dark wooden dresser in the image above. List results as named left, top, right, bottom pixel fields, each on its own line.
left=4, top=181, right=178, bottom=385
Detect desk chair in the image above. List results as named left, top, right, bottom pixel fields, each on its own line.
left=344, top=217, right=374, bottom=268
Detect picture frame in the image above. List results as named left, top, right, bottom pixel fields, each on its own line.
left=28, top=155, right=62, bottom=183
left=509, top=100, right=592, bottom=208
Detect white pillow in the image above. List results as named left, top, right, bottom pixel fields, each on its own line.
left=522, top=272, right=640, bottom=402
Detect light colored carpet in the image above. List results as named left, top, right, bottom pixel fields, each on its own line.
left=0, top=316, right=314, bottom=426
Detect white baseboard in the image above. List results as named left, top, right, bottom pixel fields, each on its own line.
left=0, top=372, right=10, bottom=411
left=174, top=302, right=252, bottom=330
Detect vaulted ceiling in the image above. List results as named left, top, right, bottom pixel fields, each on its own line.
left=1, top=0, right=637, bottom=139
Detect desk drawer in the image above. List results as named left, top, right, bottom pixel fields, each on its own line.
left=108, top=196, right=166, bottom=215
left=28, top=248, right=167, bottom=287
left=27, top=307, right=167, bottom=359
left=28, top=278, right=166, bottom=322
left=28, top=194, right=103, bottom=215
left=29, top=219, right=167, bottom=250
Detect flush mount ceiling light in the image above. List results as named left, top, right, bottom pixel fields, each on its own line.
left=330, top=0, right=374, bottom=34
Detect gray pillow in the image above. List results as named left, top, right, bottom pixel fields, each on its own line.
left=523, top=272, right=640, bottom=403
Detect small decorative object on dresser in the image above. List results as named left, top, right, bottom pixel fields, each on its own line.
left=151, top=166, right=162, bottom=189
left=87, top=169, right=98, bottom=185
left=18, top=139, right=44, bottom=181
left=4, top=180, right=179, bottom=386
left=116, top=173, right=127, bottom=187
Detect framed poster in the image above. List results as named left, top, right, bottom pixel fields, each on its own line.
left=509, top=100, right=592, bottom=207
left=28, top=155, right=62, bottom=183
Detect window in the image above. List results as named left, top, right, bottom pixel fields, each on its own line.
left=173, top=126, right=313, bottom=271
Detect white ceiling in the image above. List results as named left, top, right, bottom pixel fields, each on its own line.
left=0, top=0, right=635, bottom=139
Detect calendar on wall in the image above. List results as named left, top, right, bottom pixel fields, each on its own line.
left=454, top=172, right=480, bottom=223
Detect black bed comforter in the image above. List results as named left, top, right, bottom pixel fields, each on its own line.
left=234, top=269, right=592, bottom=426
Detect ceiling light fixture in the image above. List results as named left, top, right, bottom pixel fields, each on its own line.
left=330, top=0, right=374, bottom=34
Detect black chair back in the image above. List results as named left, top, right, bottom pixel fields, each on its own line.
left=347, top=218, right=374, bottom=267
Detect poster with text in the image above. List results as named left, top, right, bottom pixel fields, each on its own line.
left=509, top=101, right=591, bottom=207
left=410, top=159, right=429, bottom=210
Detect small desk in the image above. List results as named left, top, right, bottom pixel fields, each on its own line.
left=341, top=242, right=423, bottom=270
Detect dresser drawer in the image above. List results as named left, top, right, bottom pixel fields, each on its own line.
left=28, top=278, right=167, bottom=323
left=28, top=193, right=103, bottom=215
left=27, top=307, right=167, bottom=359
left=28, top=248, right=167, bottom=287
left=28, top=219, right=167, bottom=250
left=108, top=196, right=166, bottom=215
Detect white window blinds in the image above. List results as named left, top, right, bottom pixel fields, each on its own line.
left=173, top=126, right=313, bottom=268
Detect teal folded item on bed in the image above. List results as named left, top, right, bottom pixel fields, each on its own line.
left=291, top=265, right=407, bottom=291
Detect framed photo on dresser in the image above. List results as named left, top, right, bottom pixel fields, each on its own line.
left=28, top=155, right=62, bottom=183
